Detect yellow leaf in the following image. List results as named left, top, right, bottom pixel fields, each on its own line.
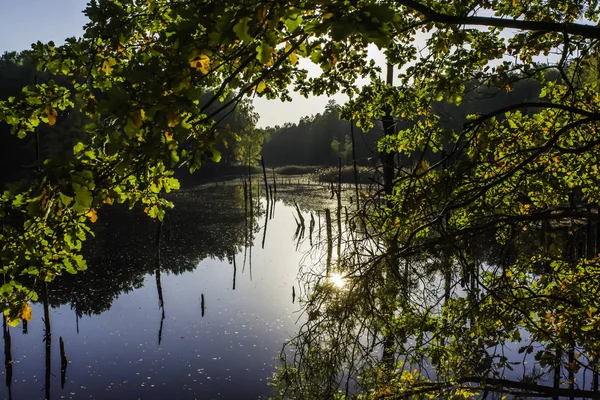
left=5, top=315, right=18, bottom=327
left=164, top=131, right=173, bottom=141
left=256, top=81, right=267, bottom=93
left=167, top=110, right=181, bottom=127
left=47, top=107, right=57, bottom=126
left=85, top=208, right=98, bottom=223
left=286, top=43, right=299, bottom=65
left=189, top=54, right=210, bottom=74
left=101, top=57, right=117, bottom=75
left=19, top=303, right=32, bottom=322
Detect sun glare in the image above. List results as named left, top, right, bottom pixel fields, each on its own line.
left=329, top=272, right=346, bottom=289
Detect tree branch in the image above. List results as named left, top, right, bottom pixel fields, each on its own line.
left=464, top=102, right=600, bottom=130
left=397, top=0, right=600, bottom=39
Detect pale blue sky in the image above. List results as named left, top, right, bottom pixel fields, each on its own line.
left=0, top=1, right=375, bottom=127
left=0, top=0, right=88, bottom=53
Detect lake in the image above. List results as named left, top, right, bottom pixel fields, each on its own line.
left=0, top=182, right=338, bottom=400
left=3, top=179, right=596, bottom=400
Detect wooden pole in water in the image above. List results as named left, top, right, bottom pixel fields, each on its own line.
left=262, top=200, right=269, bottom=249
left=318, top=210, right=321, bottom=238
left=42, top=281, right=51, bottom=400
left=249, top=178, right=254, bottom=222
left=261, top=156, right=269, bottom=203
left=243, top=181, right=248, bottom=228
left=270, top=192, right=276, bottom=220
left=325, top=209, right=333, bottom=276
left=232, top=251, right=237, bottom=291
left=3, top=315, right=12, bottom=399
left=60, top=336, right=68, bottom=388
left=294, top=202, right=305, bottom=229
left=351, top=118, right=360, bottom=207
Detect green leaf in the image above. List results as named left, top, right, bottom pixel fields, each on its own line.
left=164, top=177, right=180, bottom=193
left=581, top=323, right=595, bottom=332
left=256, top=81, right=267, bottom=93
left=284, top=15, right=302, bottom=33
left=211, top=149, right=222, bottom=163
left=124, top=118, right=140, bottom=138
left=310, top=49, right=322, bottom=64
left=73, top=183, right=93, bottom=212
left=59, top=193, right=73, bottom=207
left=233, top=17, right=252, bottom=42
left=256, top=42, right=273, bottom=64
left=73, top=142, right=85, bottom=154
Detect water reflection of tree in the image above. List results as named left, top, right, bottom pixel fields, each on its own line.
left=47, top=185, right=263, bottom=316
left=272, top=203, right=600, bottom=399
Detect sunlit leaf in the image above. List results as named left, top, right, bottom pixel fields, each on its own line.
left=85, top=208, right=98, bottom=223
left=101, top=57, right=117, bottom=75
left=190, top=55, right=211, bottom=74
left=256, top=42, right=273, bottom=65
left=19, top=302, right=32, bottom=322
left=46, top=107, right=57, bottom=125
left=167, top=110, right=181, bottom=127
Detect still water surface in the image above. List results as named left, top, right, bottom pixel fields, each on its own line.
left=1, top=184, right=330, bottom=400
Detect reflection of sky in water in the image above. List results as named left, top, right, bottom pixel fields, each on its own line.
left=0, top=188, right=329, bottom=400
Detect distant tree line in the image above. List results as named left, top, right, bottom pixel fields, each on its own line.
left=261, top=99, right=382, bottom=167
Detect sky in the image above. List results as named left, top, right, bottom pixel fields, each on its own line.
left=0, top=0, right=372, bottom=128
left=0, top=0, right=89, bottom=53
